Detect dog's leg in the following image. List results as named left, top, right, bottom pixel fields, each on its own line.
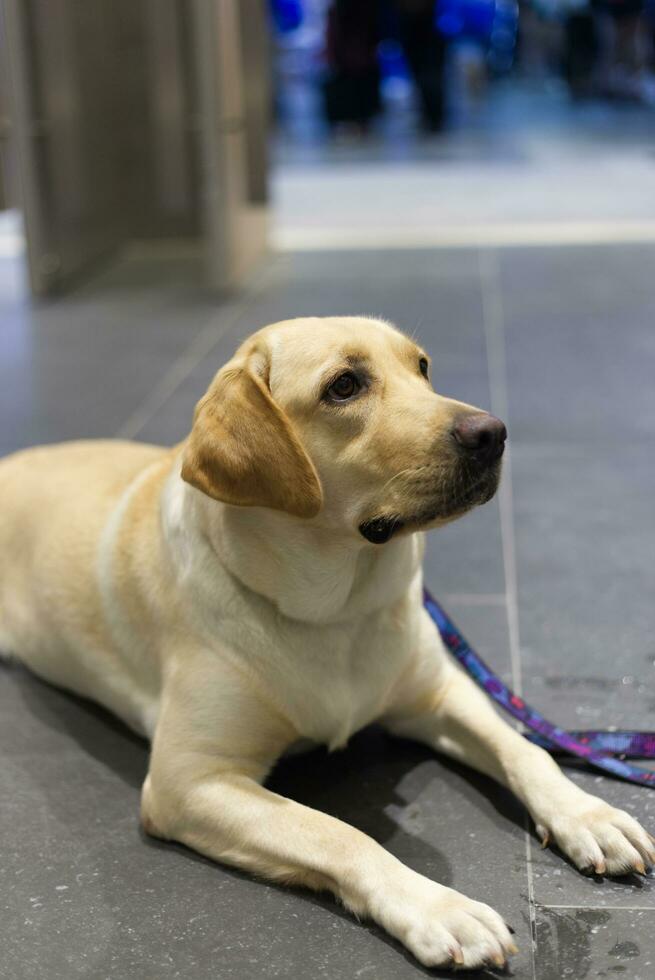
left=385, top=610, right=655, bottom=876
left=141, top=652, right=516, bottom=970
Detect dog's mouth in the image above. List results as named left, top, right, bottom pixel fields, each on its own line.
left=359, top=467, right=501, bottom=545
left=359, top=515, right=405, bottom=544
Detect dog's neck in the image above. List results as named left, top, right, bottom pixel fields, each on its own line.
left=171, top=478, right=423, bottom=624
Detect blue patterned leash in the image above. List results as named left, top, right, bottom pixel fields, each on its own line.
left=424, top=588, right=655, bottom=787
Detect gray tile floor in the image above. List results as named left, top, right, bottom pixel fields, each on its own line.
left=1, top=241, right=654, bottom=980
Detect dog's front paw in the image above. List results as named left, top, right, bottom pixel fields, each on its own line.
left=371, top=872, right=517, bottom=970
left=535, top=793, right=655, bottom=876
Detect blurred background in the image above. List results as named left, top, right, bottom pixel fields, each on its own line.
left=1, top=0, right=655, bottom=293
left=1, top=4, right=655, bottom=979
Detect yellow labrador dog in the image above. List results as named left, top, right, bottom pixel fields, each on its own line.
left=1, top=316, right=652, bottom=970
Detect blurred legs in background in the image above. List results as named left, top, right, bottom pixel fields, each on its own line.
left=394, top=0, right=448, bottom=131
left=563, top=6, right=599, bottom=97
left=598, top=0, right=647, bottom=98
left=322, top=0, right=382, bottom=134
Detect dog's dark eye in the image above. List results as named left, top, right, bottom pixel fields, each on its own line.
left=327, top=372, right=360, bottom=401
left=419, top=357, right=429, bottom=379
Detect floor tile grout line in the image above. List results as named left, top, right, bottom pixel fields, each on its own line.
left=114, top=260, right=280, bottom=441
left=479, top=247, right=538, bottom=980
left=115, top=324, right=226, bottom=440
left=479, top=248, right=522, bottom=698
left=522, top=816, right=538, bottom=977
left=536, top=904, right=655, bottom=912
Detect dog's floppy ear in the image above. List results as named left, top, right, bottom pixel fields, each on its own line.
left=181, top=351, right=322, bottom=518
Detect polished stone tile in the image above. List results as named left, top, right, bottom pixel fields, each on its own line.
left=511, top=444, right=655, bottom=730
left=272, top=247, right=481, bottom=285
left=130, top=376, right=204, bottom=446
left=533, top=907, right=655, bottom=980
left=0, top=278, right=219, bottom=451
left=499, top=244, right=655, bottom=919
left=498, top=244, right=655, bottom=445
left=422, top=499, right=505, bottom=597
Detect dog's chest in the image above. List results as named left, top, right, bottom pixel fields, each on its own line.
left=241, top=605, right=417, bottom=750
left=183, top=529, right=425, bottom=751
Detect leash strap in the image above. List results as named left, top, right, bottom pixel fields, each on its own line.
left=525, top=730, right=655, bottom=758
left=423, top=588, right=655, bottom=787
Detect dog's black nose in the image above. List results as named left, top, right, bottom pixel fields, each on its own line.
left=452, top=413, right=507, bottom=462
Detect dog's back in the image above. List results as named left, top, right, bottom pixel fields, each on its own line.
left=0, top=440, right=167, bottom=727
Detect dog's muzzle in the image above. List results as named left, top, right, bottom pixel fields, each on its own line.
left=359, top=416, right=507, bottom=545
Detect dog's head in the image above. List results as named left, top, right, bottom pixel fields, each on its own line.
left=181, top=317, right=506, bottom=543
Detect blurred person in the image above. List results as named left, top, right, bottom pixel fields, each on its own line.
left=322, top=0, right=383, bottom=132
left=562, top=0, right=599, bottom=97
left=392, top=0, right=448, bottom=130
left=646, top=0, right=655, bottom=58
left=516, top=0, right=565, bottom=79
left=643, top=0, right=655, bottom=99
left=598, top=0, right=646, bottom=97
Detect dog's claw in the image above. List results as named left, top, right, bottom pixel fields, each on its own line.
left=594, top=858, right=607, bottom=875
left=450, top=944, right=464, bottom=966
left=536, top=824, right=550, bottom=849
